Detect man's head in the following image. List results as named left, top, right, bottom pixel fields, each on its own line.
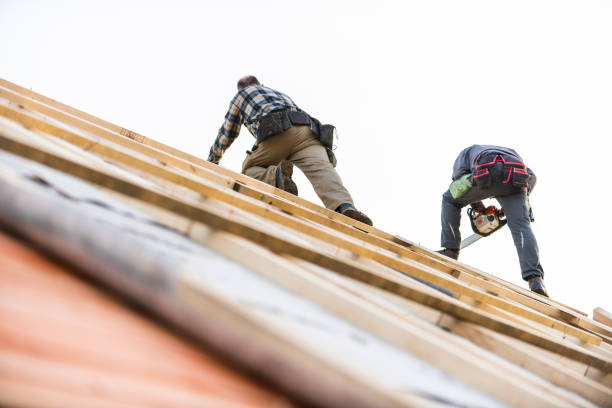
left=237, top=75, right=260, bottom=90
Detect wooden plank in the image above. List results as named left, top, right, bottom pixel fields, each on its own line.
left=0, top=85, right=374, bottom=229
left=0, top=161, right=409, bottom=408
left=1, top=123, right=610, bottom=374
left=0, top=78, right=592, bottom=324
left=203, top=232, right=589, bottom=408
left=300, top=261, right=612, bottom=406
left=0, top=85, right=578, bottom=302
left=0, top=105, right=601, bottom=347
left=0, top=92, right=597, bottom=344
left=304, top=261, right=612, bottom=394
left=177, top=274, right=436, bottom=408
left=394, top=235, right=589, bottom=316
left=0, top=86, right=598, bottom=333
left=314, top=265, right=612, bottom=399
left=451, top=323, right=612, bottom=407
left=595, top=308, right=612, bottom=328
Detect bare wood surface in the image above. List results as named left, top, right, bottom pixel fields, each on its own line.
left=452, top=323, right=612, bottom=407
left=1, top=122, right=610, bottom=374
left=0, top=82, right=593, bottom=324
left=203, top=231, right=592, bottom=408
left=0, top=102, right=603, bottom=347
left=594, top=308, right=612, bottom=329
left=1, top=78, right=611, bottom=405
left=0, top=161, right=408, bottom=408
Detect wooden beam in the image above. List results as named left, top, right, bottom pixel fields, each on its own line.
left=309, top=264, right=612, bottom=402
left=594, top=308, right=612, bottom=329
left=0, top=103, right=602, bottom=347
left=1, top=122, right=610, bottom=373
left=0, top=86, right=600, bottom=336
left=0, top=82, right=588, bottom=320
left=0, top=77, right=591, bottom=323
left=452, top=323, right=612, bottom=407
left=177, top=275, right=414, bottom=408
left=0, top=169, right=409, bottom=408
left=203, top=231, right=591, bottom=408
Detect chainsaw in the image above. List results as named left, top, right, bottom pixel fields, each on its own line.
left=460, top=205, right=507, bottom=249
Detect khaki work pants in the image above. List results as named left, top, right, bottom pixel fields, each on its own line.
left=242, top=125, right=353, bottom=210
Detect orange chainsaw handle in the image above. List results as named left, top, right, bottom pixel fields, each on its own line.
left=483, top=205, right=504, bottom=218
left=470, top=202, right=504, bottom=218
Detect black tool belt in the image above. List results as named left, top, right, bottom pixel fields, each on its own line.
left=256, top=109, right=336, bottom=149
left=256, top=110, right=312, bottom=143
left=473, top=153, right=530, bottom=189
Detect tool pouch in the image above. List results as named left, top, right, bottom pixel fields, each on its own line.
left=308, top=115, right=336, bottom=149
left=504, top=165, right=530, bottom=188
left=256, top=110, right=313, bottom=143
left=473, top=153, right=503, bottom=189
left=318, top=124, right=335, bottom=149
left=306, top=115, right=337, bottom=166
left=287, top=111, right=311, bottom=126
left=257, top=110, right=291, bottom=143
left=473, top=168, right=492, bottom=189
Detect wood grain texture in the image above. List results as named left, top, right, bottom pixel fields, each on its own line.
left=0, top=121, right=610, bottom=374
left=594, top=308, right=612, bottom=329
left=0, top=82, right=592, bottom=325
left=0, top=100, right=603, bottom=346
left=1, top=77, right=611, bottom=407
left=204, top=231, right=596, bottom=408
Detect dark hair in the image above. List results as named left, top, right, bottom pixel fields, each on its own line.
left=237, top=75, right=260, bottom=90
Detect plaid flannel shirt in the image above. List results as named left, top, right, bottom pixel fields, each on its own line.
left=208, top=85, right=301, bottom=163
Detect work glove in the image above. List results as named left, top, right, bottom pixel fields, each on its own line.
left=449, top=174, right=472, bottom=199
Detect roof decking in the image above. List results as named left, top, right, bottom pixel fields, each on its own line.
left=0, top=77, right=611, bottom=407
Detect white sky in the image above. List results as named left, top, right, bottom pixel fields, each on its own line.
left=1, top=0, right=610, bottom=315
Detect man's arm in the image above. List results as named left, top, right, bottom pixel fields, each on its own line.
left=207, top=99, right=244, bottom=164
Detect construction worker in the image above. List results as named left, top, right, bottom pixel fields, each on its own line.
left=207, top=75, right=372, bottom=226
left=438, top=144, right=548, bottom=296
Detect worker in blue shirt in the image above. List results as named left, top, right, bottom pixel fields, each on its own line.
left=438, top=144, right=547, bottom=296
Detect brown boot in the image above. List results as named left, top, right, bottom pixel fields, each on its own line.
left=336, top=203, right=373, bottom=226
left=275, top=160, right=298, bottom=196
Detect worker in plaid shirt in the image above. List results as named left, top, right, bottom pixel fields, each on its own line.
left=207, top=75, right=372, bottom=226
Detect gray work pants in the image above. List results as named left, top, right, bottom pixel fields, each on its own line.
left=441, top=182, right=544, bottom=281
left=242, top=125, right=353, bottom=210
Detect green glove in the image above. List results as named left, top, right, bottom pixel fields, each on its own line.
left=449, top=174, right=472, bottom=199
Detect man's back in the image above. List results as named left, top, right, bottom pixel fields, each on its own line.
left=231, top=85, right=301, bottom=134
left=452, top=144, right=522, bottom=180
left=208, top=85, right=301, bottom=163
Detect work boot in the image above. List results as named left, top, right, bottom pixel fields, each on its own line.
left=275, top=160, right=298, bottom=196
left=528, top=277, right=549, bottom=297
left=437, top=248, right=459, bottom=260
left=336, top=203, right=373, bottom=226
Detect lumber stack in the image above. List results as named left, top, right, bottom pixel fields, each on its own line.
left=0, top=77, right=610, bottom=407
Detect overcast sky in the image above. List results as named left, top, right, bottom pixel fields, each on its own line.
left=1, top=0, right=610, bottom=315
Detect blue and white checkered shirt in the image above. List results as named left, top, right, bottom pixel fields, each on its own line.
left=208, top=85, right=302, bottom=163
